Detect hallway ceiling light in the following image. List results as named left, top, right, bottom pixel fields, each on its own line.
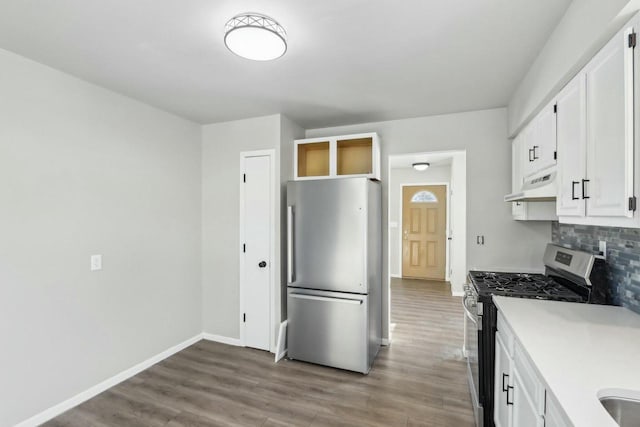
left=412, top=162, right=430, bottom=171
left=224, top=13, right=287, bottom=61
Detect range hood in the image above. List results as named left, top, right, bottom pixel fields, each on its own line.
left=504, top=169, right=557, bottom=202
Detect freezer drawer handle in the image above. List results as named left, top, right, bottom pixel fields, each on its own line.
left=290, top=293, right=363, bottom=305
left=287, top=206, right=295, bottom=284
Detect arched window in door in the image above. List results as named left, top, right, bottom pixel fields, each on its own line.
left=410, top=190, right=438, bottom=203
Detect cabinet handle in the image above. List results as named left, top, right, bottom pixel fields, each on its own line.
left=502, top=373, right=509, bottom=392
left=582, top=179, right=590, bottom=199
left=528, top=148, right=534, bottom=162
left=507, top=385, right=514, bottom=405
left=571, top=181, right=580, bottom=200
left=533, top=145, right=539, bottom=160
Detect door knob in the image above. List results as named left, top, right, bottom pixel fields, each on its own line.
left=258, top=261, right=267, bottom=268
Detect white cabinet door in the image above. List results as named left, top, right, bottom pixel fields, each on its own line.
left=512, top=368, right=543, bottom=427
left=556, top=73, right=587, bottom=217
left=545, top=391, right=571, bottom=427
left=494, top=332, right=512, bottom=427
left=521, top=125, right=538, bottom=179
left=585, top=26, right=635, bottom=218
left=522, top=102, right=556, bottom=180
left=531, top=101, right=557, bottom=173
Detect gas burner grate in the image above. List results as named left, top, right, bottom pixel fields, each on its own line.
left=468, top=270, right=584, bottom=302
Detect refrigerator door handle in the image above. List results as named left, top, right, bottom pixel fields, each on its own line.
left=289, top=293, right=363, bottom=305
left=287, top=205, right=294, bottom=284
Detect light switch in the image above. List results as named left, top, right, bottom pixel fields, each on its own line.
left=91, top=254, right=102, bottom=271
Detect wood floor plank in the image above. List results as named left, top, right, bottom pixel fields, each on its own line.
left=44, top=278, right=474, bottom=427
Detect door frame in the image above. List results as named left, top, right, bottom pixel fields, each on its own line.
left=239, top=149, right=277, bottom=351
left=399, top=182, right=451, bottom=282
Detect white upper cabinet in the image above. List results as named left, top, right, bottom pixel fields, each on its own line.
left=521, top=123, right=536, bottom=179
left=511, top=127, right=557, bottom=221
left=585, top=26, right=635, bottom=218
left=556, top=72, right=587, bottom=217
left=529, top=100, right=557, bottom=175
left=521, top=100, right=556, bottom=180
left=556, top=20, right=638, bottom=227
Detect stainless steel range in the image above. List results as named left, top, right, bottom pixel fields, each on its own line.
left=463, top=243, right=610, bottom=427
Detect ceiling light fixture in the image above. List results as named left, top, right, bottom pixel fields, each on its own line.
left=412, top=162, right=430, bottom=171
left=224, top=13, right=287, bottom=61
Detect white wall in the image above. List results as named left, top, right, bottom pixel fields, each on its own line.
left=201, top=115, right=282, bottom=344
left=306, top=108, right=552, bottom=341
left=0, top=49, right=202, bottom=427
left=508, top=0, right=638, bottom=135
left=389, top=165, right=452, bottom=277
left=449, top=152, right=467, bottom=290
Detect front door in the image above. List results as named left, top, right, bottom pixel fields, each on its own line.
left=402, top=185, right=447, bottom=280
left=242, top=154, right=272, bottom=351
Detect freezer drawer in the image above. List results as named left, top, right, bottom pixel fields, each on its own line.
left=287, top=288, right=370, bottom=374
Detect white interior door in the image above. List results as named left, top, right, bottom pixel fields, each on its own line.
left=242, top=154, right=272, bottom=351
left=556, top=73, right=587, bottom=217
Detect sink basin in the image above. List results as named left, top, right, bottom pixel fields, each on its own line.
left=599, top=391, right=640, bottom=427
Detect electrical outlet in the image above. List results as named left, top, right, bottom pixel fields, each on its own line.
left=598, top=241, right=607, bottom=258
left=91, top=254, right=102, bottom=271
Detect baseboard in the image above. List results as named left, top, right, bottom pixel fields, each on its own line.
left=202, top=333, right=242, bottom=347
left=381, top=338, right=390, bottom=346
left=389, top=274, right=401, bottom=278
left=15, top=333, right=202, bottom=427
left=452, top=291, right=465, bottom=296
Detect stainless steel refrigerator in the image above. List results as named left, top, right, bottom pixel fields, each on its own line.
left=286, top=177, right=382, bottom=374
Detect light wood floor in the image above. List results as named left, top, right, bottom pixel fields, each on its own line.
left=45, top=278, right=473, bottom=427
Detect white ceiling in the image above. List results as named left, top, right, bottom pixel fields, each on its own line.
left=0, top=0, right=572, bottom=128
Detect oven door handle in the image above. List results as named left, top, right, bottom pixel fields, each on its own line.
left=462, top=295, right=478, bottom=326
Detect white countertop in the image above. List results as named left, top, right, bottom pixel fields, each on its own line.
left=493, top=296, right=640, bottom=427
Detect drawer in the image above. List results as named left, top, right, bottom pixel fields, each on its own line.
left=287, top=288, right=369, bottom=373
left=497, top=311, right=515, bottom=356
left=514, top=340, right=544, bottom=412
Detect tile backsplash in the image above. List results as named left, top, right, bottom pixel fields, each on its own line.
left=551, top=222, right=640, bottom=314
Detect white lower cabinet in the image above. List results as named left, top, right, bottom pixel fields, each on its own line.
left=512, top=368, right=543, bottom=427
left=495, top=312, right=566, bottom=427
left=545, top=391, right=572, bottom=427
left=494, top=332, right=512, bottom=427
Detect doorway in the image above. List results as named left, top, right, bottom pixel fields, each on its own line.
left=401, top=184, right=448, bottom=280
left=386, top=150, right=467, bottom=346
left=239, top=150, right=276, bottom=352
